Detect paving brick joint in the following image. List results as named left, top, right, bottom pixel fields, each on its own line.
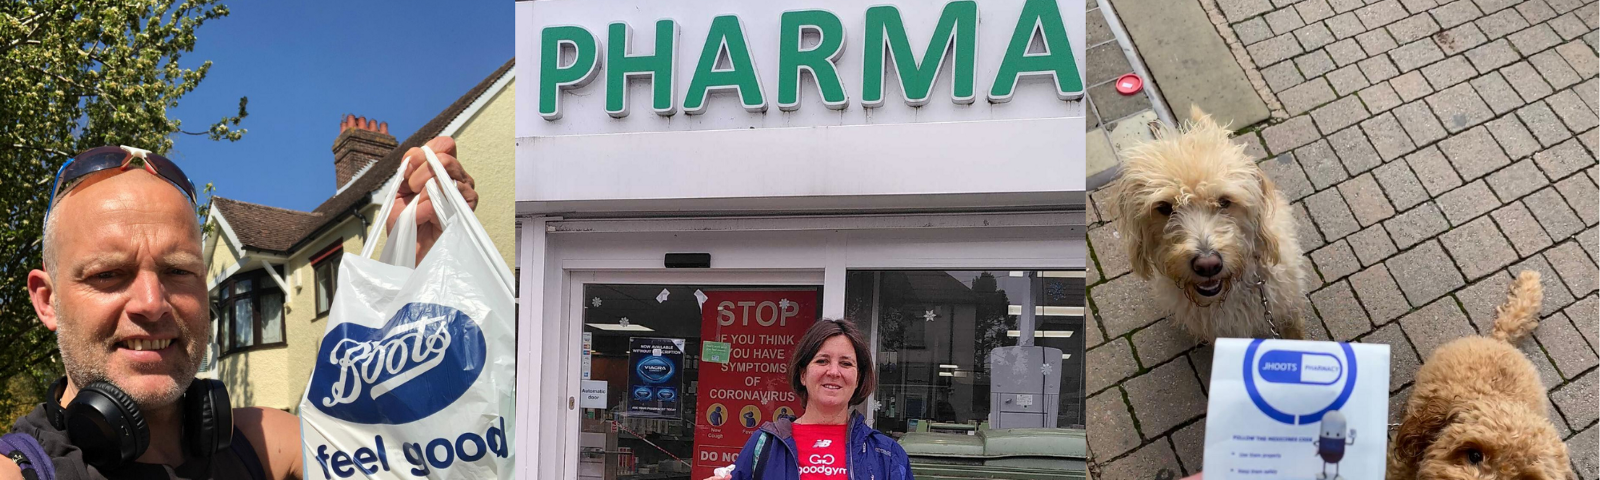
left=1088, top=0, right=1598, bottom=477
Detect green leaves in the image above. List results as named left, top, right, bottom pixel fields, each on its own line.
left=0, top=0, right=243, bottom=413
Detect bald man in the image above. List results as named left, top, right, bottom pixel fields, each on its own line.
left=4, top=137, right=475, bottom=480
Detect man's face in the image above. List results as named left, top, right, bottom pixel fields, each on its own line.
left=39, top=170, right=208, bottom=408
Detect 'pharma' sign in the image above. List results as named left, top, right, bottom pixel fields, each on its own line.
left=517, top=0, right=1085, bottom=136
left=538, top=0, right=1079, bottom=119
left=513, top=0, right=1085, bottom=210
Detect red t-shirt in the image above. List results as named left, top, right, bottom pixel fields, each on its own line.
left=791, top=423, right=849, bottom=479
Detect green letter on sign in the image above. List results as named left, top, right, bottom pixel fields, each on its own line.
left=540, top=25, right=601, bottom=120
left=684, top=15, right=767, bottom=114
left=862, top=1, right=977, bottom=107
left=990, top=0, right=1082, bottom=103
left=777, top=10, right=848, bottom=111
left=606, top=20, right=678, bottom=118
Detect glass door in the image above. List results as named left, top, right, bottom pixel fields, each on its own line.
left=575, top=284, right=823, bottom=480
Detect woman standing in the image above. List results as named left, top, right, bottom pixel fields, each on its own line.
left=707, top=319, right=913, bottom=480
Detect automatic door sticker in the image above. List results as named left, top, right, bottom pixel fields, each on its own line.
left=1242, top=339, right=1359, bottom=425
left=308, top=302, right=486, bottom=424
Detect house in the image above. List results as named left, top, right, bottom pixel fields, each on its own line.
left=202, top=59, right=515, bottom=411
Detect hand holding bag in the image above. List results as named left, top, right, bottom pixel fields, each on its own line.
left=300, top=147, right=517, bottom=479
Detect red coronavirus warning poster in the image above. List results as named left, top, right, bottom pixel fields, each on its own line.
left=691, top=290, right=816, bottom=480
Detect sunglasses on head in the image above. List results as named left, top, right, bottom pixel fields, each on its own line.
left=46, top=146, right=199, bottom=221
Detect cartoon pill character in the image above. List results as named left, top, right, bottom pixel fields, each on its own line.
left=1312, top=410, right=1356, bottom=480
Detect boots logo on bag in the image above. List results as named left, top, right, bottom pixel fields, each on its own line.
left=308, top=302, right=487, bottom=424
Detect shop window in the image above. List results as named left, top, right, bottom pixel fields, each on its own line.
left=215, top=269, right=287, bottom=355
left=312, top=241, right=342, bottom=317
left=845, top=270, right=1087, bottom=435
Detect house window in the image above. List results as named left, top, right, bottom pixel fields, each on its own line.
left=313, top=241, right=343, bottom=317
left=215, top=269, right=286, bottom=355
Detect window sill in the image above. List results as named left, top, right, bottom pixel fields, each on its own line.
left=219, top=341, right=288, bottom=359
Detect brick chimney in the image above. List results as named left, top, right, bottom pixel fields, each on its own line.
left=330, top=114, right=398, bottom=190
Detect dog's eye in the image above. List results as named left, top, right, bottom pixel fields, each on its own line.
left=1218, top=197, right=1232, bottom=209
left=1465, top=448, right=1484, bottom=464
left=1155, top=202, right=1173, bottom=216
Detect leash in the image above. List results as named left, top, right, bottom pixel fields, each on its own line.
left=1251, top=275, right=1282, bottom=339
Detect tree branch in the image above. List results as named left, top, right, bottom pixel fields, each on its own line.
left=0, top=12, right=51, bottom=56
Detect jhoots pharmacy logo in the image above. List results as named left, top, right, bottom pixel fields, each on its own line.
left=1242, top=339, right=1357, bottom=425
left=309, top=302, right=487, bottom=424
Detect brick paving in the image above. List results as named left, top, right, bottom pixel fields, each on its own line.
left=1085, top=0, right=1599, bottom=477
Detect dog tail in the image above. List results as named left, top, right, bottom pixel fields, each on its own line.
left=1491, top=270, right=1543, bottom=344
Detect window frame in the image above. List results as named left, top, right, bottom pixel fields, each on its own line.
left=214, top=268, right=287, bottom=356
left=312, top=240, right=343, bottom=318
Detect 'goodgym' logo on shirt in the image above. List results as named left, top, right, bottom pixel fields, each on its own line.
left=308, top=302, right=486, bottom=424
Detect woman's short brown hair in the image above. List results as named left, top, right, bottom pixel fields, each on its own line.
left=789, top=318, right=876, bottom=407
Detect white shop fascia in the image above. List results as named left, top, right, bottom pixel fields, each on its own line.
left=515, top=0, right=1086, bottom=216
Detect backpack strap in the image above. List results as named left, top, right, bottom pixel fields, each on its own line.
left=1, top=432, right=56, bottom=480
left=749, top=433, right=769, bottom=480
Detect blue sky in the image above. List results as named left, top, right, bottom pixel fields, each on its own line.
left=166, top=2, right=512, bottom=212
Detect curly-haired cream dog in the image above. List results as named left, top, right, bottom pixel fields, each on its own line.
left=1388, top=271, right=1573, bottom=480
left=1108, top=107, right=1310, bottom=340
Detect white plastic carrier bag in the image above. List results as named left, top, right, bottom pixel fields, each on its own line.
left=1203, top=338, right=1390, bottom=480
left=299, top=147, right=517, bottom=480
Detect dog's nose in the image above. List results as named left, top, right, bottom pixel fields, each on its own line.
left=1191, top=253, right=1223, bottom=277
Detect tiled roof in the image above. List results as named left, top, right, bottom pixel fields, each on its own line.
left=211, top=197, right=322, bottom=253
left=212, top=58, right=514, bottom=254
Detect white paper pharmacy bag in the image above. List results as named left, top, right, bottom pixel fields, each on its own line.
left=1203, top=338, right=1390, bottom=480
left=300, top=148, right=517, bottom=480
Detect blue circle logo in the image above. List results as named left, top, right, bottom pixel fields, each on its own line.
left=1242, top=339, right=1358, bottom=425
left=308, top=303, right=485, bottom=424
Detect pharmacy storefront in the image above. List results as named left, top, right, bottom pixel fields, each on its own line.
left=514, top=0, right=1087, bottom=478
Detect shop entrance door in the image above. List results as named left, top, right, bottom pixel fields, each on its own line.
left=566, top=272, right=823, bottom=480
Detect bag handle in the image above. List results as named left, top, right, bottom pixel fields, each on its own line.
left=1, top=432, right=56, bottom=480
left=360, top=158, right=412, bottom=259
left=416, top=146, right=515, bottom=292
left=360, top=151, right=457, bottom=266
left=749, top=433, right=768, bottom=480
left=377, top=193, right=422, bottom=268
left=358, top=146, right=514, bottom=292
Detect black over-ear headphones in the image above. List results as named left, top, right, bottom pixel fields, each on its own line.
left=46, top=377, right=233, bottom=470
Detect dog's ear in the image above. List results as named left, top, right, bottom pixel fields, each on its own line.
left=1249, top=169, right=1285, bottom=267
left=1108, top=175, right=1157, bottom=279
left=1390, top=394, right=1457, bottom=479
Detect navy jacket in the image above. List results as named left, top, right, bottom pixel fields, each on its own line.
left=729, top=412, right=913, bottom=480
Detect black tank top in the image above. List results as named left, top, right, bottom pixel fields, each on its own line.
left=11, top=405, right=269, bottom=480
